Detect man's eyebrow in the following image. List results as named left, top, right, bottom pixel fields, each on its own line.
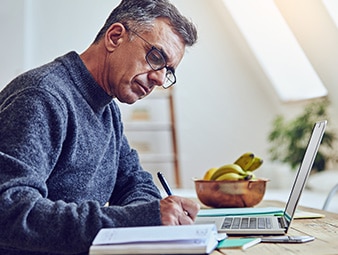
left=157, top=46, right=176, bottom=72
left=158, top=46, right=169, bottom=61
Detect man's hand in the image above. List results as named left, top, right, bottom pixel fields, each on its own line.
left=159, top=196, right=200, bottom=225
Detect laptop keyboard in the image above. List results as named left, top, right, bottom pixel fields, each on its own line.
left=221, top=217, right=272, bottom=229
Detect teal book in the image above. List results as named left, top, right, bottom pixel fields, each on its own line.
left=197, top=207, right=324, bottom=219
left=197, top=207, right=284, bottom=217
left=217, top=237, right=261, bottom=250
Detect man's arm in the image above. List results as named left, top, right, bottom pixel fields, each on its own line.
left=0, top=89, right=163, bottom=254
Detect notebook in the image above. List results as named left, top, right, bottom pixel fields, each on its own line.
left=195, top=120, right=327, bottom=235
left=89, top=224, right=220, bottom=254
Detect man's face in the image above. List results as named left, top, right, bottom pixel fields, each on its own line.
left=104, top=19, right=185, bottom=104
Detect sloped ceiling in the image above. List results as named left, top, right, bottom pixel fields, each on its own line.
left=218, top=0, right=331, bottom=102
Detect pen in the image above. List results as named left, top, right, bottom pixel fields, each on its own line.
left=157, top=171, right=173, bottom=195
left=157, top=171, right=190, bottom=217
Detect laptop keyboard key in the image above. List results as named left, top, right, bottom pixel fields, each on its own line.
left=222, top=218, right=233, bottom=229
left=240, top=218, right=249, bottom=229
left=266, top=218, right=272, bottom=229
left=249, top=218, right=257, bottom=229
left=232, top=218, right=241, bottom=229
left=258, top=218, right=266, bottom=229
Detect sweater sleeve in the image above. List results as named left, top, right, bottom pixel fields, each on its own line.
left=0, top=88, right=162, bottom=255
left=108, top=134, right=163, bottom=205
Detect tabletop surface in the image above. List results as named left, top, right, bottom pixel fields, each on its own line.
left=210, top=200, right=338, bottom=255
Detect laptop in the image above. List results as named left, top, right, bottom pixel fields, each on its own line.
left=195, top=120, right=327, bottom=235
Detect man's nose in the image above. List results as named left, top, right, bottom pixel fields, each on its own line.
left=148, top=68, right=167, bottom=87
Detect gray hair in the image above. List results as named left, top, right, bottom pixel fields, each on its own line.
left=93, top=0, right=197, bottom=46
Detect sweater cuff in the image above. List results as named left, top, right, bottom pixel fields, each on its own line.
left=131, top=199, right=162, bottom=226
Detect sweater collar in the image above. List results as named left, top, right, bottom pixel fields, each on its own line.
left=56, top=51, right=113, bottom=110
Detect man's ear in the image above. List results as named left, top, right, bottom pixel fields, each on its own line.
left=105, top=23, right=126, bottom=52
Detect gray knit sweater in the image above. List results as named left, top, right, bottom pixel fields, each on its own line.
left=0, top=52, right=162, bottom=255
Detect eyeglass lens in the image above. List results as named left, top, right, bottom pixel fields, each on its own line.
left=146, top=48, right=176, bottom=88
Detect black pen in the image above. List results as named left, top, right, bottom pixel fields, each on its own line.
left=157, top=171, right=173, bottom=195
left=157, top=171, right=190, bottom=216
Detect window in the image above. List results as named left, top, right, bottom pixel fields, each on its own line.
left=221, top=0, right=328, bottom=102
left=322, top=0, right=338, bottom=28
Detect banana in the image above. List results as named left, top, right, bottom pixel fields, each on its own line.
left=204, top=153, right=263, bottom=182
left=215, top=172, right=246, bottom=181
left=203, top=167, right=218, bottom=180
left=244, top=171, right=256, bottom=180
left=234, top=152, right=255, bottom=170
left=209, top=164, right=246, bottom=180
left=246, top=157, right=263, bottom=171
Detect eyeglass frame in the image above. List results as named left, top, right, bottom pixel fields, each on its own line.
left=128, top=29, right=177, bottom=89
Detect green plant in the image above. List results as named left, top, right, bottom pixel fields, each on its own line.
left=268, top=98, right=337, bottom=172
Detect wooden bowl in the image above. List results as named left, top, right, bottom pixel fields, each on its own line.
left=194, top=179, right=268, bottom=208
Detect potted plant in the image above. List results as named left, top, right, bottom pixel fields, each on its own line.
left=268, top=98, right=337, bottom=172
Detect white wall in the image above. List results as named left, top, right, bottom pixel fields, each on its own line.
left=0, top=0, right=26, bottom=85
left=1, top=0, right=338, bottom=188
left=172, top=0, right=283, bottom=187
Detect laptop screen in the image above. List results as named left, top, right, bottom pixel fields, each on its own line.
left=283, top=120, right=327, bottom=228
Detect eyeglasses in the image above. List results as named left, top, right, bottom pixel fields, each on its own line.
left=129, top=30, right=176, bottom=89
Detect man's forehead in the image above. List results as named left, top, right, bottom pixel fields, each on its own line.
left=150, top=19, right=185, bottom=67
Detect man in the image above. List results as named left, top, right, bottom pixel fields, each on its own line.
left=0, top=0, right=199, bottom=254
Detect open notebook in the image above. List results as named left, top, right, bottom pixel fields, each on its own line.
left=89, top=224, right=221, bottom=254
left=195, top=120, right=327, bottom=235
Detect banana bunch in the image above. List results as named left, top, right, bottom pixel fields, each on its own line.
left=203, top=152, right=263, bottom=181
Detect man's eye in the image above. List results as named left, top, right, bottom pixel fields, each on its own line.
left=148, top=50, right=164, bottom=66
